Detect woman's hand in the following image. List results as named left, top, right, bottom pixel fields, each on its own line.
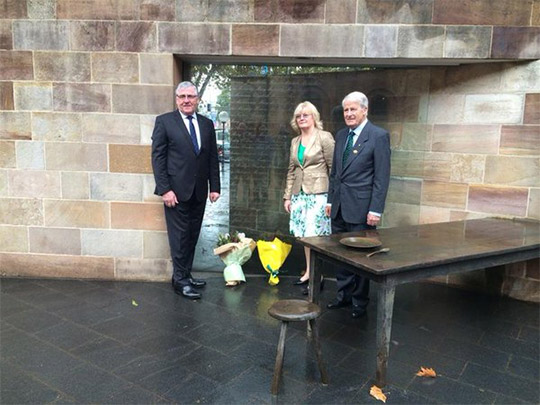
left=283, top=199, right=291, bottom=213
left=324, top=205, right=331, bottom=217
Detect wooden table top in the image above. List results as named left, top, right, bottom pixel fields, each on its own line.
left=299, top=218, right=540, bottom=276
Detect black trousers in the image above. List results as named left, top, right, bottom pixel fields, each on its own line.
left=331, top=208, right=375, bottom=308
left=164, top=192, right=206, bottom=287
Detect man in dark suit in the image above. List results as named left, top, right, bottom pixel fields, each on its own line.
left=151, top=81, right=220, bottom=300
left=325, top=91, right=391, bottom=318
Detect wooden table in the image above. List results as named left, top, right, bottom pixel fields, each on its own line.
left=299, top=218, right=540, bottom=387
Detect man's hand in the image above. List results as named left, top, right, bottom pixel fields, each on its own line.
left=283, top=199, right=291, bottom=213
left=162, top=190, right=178, bottom=208
left=366, top=213, right=381, bottom=227
left=209, top=192, right=220, bottom=203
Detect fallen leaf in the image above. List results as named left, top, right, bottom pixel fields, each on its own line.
left=131, top=299, right=138, bottom=307
left=416, top=367, right=436, bottom=377
left=370, top=385, right=387, bottom=403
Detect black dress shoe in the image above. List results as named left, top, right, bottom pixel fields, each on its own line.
left=293, top=278, right=309, bottom=286
left=189, top=278, right=206, bottom=287
left=326, top=298, right=351, bottom=309
left=352, top=305, right=367, bottom=318
left=175, top=285, right=201, bottom=299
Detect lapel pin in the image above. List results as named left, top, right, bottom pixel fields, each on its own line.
left=353, top=150, right=358, bottom=154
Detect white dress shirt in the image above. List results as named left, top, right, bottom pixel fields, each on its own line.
left=179, top=111, right=202, bottom=148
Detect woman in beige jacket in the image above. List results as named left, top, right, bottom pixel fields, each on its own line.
left=283, top=101, right=335, bottom=288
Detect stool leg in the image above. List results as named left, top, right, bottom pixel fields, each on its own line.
left=309, top=318, right=328, bottom=385
left=271, top=321, right=288, bottom=395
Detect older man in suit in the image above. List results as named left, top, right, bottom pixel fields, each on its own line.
left=325, top=91, right=391, bottom=318
left=151, top=81, right=220, bottom=300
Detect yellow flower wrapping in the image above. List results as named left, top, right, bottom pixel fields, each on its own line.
left=256, top=237, right=292, bottom=285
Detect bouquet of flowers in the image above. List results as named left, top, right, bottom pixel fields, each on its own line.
left=214, top=231, right=256, bottom=287
left=256, top=235, right=292, bottom=286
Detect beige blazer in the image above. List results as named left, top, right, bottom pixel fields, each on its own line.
left=283, top=129, right=335, bottom=200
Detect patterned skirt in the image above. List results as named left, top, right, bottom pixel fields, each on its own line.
left=289, top=190, right=331, bottom=238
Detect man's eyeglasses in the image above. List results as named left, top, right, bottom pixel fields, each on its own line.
left=176, top=94, right=197, bottom=100
left=295, top=113, right=312, bottom=119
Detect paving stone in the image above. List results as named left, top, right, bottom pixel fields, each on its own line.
left=0, top=366, right=62, bottom=404
left=42, top=363, right=132, bottom=404
left=1, top=278, right=539, bottom=404
left=409, top=373, right=497, bottom=404
left=460, top=362, right=539, bottom=403
left=507, top=355, right=540, bottom=382
left=70, top=337, right=145, bottom=371
left=4, top=307, right=63, bottom=334
left=480, top=332, right=539, bottom=360
left=433, top=337, right=510, bottom=370
left=35, top=321, right=102, bottom=351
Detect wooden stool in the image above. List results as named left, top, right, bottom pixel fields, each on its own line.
left=268, top=299, right=328, bottom=395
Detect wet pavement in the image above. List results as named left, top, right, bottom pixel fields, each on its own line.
left=1, top=275, right=539, bottom=404
left=193, top=163, right=230, bottom=272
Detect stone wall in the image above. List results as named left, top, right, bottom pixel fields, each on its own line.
left=229, top=63, right=540, bottom=301
left=0, top=0, right=538, bottom=300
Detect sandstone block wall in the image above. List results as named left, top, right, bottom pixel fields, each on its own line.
left=229, top=63, right=539, bottom=301
left=0, top=0, right=538, bottom=300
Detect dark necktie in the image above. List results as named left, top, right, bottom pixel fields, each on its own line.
left=342, top=130, right=354, bottom=166
left=187, top=115, right=199, bottom=155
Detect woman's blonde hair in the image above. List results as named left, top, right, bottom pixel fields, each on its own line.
left=290, top=101, right=323, bottom=134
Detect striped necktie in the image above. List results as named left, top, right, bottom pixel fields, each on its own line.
left=342, top=130, right=354, bottom=166
left=187, top=115, right=199, bottom=155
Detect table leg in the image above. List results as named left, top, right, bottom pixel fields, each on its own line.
left=376, top=283, right=395, bottom=387
left=307, top=251, right=322, bottom=338
left=308, top=251, right=321, bottom=305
